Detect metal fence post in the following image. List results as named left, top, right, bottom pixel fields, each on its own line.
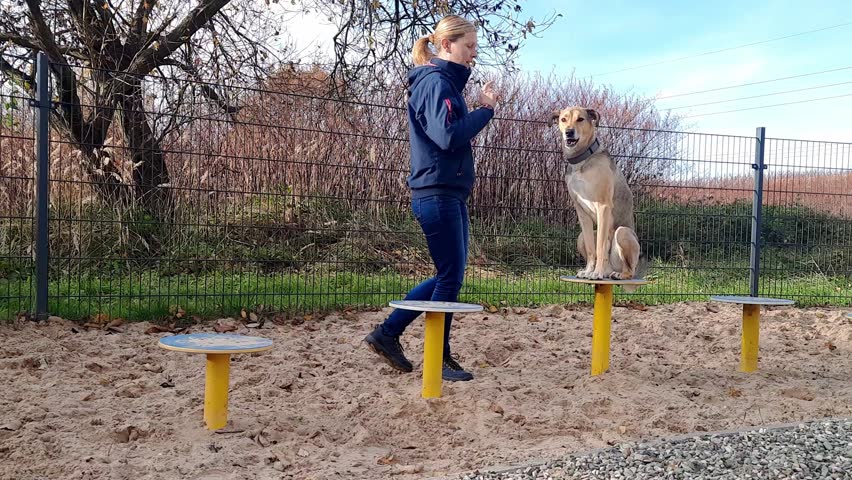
left=749, top=127, right=766, bottom=297
left=33, top=52, right=51, bottom=320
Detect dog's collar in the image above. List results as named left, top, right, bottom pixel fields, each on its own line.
left=564, top=137, right=601, bottom=165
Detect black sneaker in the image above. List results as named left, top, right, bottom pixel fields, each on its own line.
left=442, top=354, right=473, bottom=382
left=364, top=325, right=413, bottom=373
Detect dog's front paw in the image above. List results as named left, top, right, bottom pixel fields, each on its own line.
left=576, top=269, right=591, bottom=279
left=609, top=271, right=632, bottom=280
left=587, top=270, right=606, bottom=280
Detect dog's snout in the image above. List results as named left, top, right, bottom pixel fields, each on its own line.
left=564, top=129, right=575, bottom=138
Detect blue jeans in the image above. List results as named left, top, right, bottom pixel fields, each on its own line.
left=382, top=194, right=469, bottom=355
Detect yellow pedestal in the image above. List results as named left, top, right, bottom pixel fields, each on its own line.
left=559, top=276, right=649, bottom=376
left=422, top=311, right=446, bottom=399
left=709, top=295, right=794, bottom=373
left=387, top=300, right=484, bottom=400
left=158, top=333, right=273, bottom=431
left=204, top=353, right=231, bottom=430
left=740, top=304, right=760, bottom=373
left=591, top=284, right=613, bottom=376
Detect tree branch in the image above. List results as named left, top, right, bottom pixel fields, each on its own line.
left=130, top=0, right=158, bottom=42
left=0, top=54, right=35, bottom=92
left=0, top=32, right=82, bottom=58
left=0, top=32, right=41, bottom=51
left=127, top=0, right=229, bottom=76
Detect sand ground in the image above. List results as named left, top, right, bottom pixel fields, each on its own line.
left=2, top=301, right=851, bottom=479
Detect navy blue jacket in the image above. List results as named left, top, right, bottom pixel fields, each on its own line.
left=406, top=58, right=494, bottom=200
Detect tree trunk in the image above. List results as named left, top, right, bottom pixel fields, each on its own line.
left=50, top=75, right=132, bottom=208
left=118, top=86, right=174, bottom=220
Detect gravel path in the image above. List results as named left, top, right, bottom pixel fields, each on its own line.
left=460, top=417, right=852, bottom=480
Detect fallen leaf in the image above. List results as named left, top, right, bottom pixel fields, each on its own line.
left=142, top=363, right=163, bottom=373
left=377, top=452, right=396, bottom=465
left=508, top=414, right=526, bottom=425
left=106, top=318, right=124, bottom=329
left=825, top=341, right=837, bottom=351
left=489, top=403, right=504, bottom=415
left=214, top=427, right=245, bottom=434
left=527, top=315, right=540, bottom=323
left=728, top=388, right=742, bottom=398
left=214, top=321, right=237, bottom=333
left=781, top=387, right=815, bottom=401
left=488, top=306, right=498, bottom=313
left=114, top=426, right=145, bottom=443
left=144, top=325, right=173, bottom=334
left=241, top=309, right=248, bottom=319
left=618, top=425, right=627, bottom=434
left=392, top=464, right=423, bottom=475
left=249, top=312, right=258, bottom=322
left=625, top=301, right=648, bottom=311
left=0, top=420, right=21, bottom=431
left=705, top=304, right=720, bottom=313
left=246, top=323, right=260, bottom=329
left=85, top=362, right=105, bottom=373
left=254, top=431, right=270, bottom=447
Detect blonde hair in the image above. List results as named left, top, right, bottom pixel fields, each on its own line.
left=412, top=15, right=477, bottom=66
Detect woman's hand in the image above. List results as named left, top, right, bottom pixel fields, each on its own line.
left=478, top=80, right=500, bottom=109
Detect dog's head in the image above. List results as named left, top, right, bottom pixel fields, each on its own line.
left=551, top=106, right=600, bottom=157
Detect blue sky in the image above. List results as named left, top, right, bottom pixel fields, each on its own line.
left=515, top=0, right=852, bottom=141
left=284, top=1, right=851, bottom=142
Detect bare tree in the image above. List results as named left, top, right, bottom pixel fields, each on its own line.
left=0, top=0, right=289, bottom=217
left=298, top=0, right=561, bottom=92
left=0, top=0, right=558, bottom=217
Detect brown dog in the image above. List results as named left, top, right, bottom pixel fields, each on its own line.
left=552, top=106, right=641, bottom=280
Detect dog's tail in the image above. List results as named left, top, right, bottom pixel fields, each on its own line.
left=622, top=255, right=650, bottom=294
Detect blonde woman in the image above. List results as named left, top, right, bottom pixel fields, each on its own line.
left=365, top=15, right=500, bottom=382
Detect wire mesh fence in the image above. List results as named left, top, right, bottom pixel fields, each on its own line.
left=0, top=92, right=35, bottom=320
left=0, top=57, right=849, bottom=321
left=761, top=138, right=852, bottom=303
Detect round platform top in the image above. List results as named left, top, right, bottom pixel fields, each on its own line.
left=158, top=333, right=273, bottom=354
left=559, top=275, right=649, bottom=286
left=846, top=313, right=852, bottom=319
left=389, top=300, right=484, bottom=313
left=710, top=295, right=795, bottom=306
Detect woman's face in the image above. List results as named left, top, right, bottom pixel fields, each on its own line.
left=440, top=31, right=478, bottom=69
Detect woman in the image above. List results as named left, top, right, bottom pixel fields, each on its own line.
left=365, top=15, right=500, bottom=382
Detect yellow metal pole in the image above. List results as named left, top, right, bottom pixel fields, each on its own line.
left=422, top=311, right=445, bottom=398
left=204, top=353, right=231, bottom=430
left=591, top=284, right=613, bottom=376
left=741, top=304, right=760, bottom=372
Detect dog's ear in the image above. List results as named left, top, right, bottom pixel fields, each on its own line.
left=586, top=108, right=600, bottom=126
left=551, top=110, right=561, bottom=125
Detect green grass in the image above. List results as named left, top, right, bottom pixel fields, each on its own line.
left=2, top=199, right=850, bottom=321
left=2, top=267, right=849, bottom=321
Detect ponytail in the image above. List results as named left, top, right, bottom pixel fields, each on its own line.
left=412, top=35, right=433, bottom=65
